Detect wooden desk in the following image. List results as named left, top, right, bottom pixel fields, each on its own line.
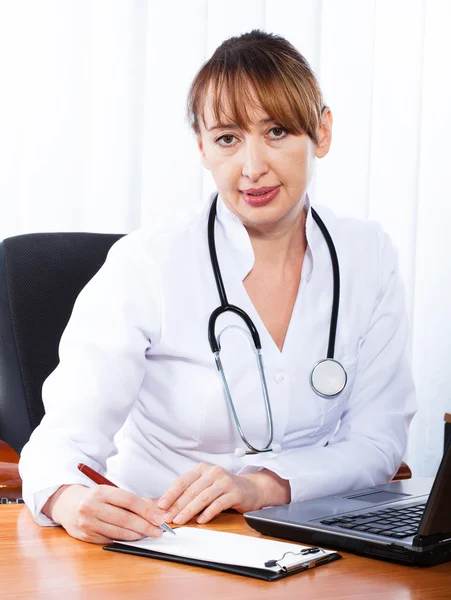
left=1, top=506, right=450, bottom=599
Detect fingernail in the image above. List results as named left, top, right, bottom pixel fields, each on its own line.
left=154, top=528, right=164, bottom=537
left=158, top=498, right=169, bottom=510
left=197, top=515, right=205, bottom=524
left=173, top=513, right=184, bottom=524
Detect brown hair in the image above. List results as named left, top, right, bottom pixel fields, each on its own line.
left=186, top=29, right=326, bottom=144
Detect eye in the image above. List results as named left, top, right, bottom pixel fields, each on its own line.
left=214, top=126, right=288, bottom=148
left=214, top=134, right=238, bottom=147
left=268, top=126, right=288, bottom=140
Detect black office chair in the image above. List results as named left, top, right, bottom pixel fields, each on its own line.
left=0, top=232, right=125, bottom=455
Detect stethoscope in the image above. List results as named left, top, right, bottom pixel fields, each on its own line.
left=208, top=193, right=347, bottom=456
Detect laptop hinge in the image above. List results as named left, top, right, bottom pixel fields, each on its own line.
left=412, top=532, right=451, bottom=548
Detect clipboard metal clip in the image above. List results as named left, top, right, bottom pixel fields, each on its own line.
left=265, top=547, right=328, bottom=572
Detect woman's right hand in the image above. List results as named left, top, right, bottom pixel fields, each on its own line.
left=42, top=484, right=167, bottom=544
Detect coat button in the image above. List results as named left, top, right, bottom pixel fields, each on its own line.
left=274, top=371, right=287, bottom=384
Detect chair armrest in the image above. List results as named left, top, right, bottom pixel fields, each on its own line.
left=0, top=440, right=19, bottom=463
left=0, top=441, right=22, bottom=500
left=445, top=413, right=451, bottom=453
left=391, top=461, right=411, bottom=481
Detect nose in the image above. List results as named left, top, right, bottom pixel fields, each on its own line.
left=241, top=137, right=269, bottom=182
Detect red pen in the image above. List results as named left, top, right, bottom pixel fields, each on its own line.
left=77, top=463, right=176, bottom=535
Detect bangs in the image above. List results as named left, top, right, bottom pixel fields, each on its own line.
left=204, top=71, right=309, bottom=137
left=187, top=41, right=325, bottom=144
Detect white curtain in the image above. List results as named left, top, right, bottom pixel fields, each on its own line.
left=1, top=0, right=450, bottom=477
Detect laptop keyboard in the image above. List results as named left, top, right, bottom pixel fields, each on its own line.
left=319, top=503, right=426, bottom=539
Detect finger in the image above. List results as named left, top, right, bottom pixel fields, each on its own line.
left=95, top=518, right=164, bottom=541
left=157, top=464, right=207, bottom=511
left=165, top=482, right=209, bottom=521
left=93, top=503, right=166, bottom=538
left=160, top=464, right=228, bottom=517
left=172, top=481, right=225, bottom=525
left=86, top=485, right=166, bottom=527
left=196, top=493, right=235, bottom=524
left=79, top=517, right=163, bottom=543
left=167, top=466, right=230, bottom=522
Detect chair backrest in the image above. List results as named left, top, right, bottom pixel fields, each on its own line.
left=0, top=232, right=125, bottom=454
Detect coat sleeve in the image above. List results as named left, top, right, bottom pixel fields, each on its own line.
left=19, top=230, right=161, bottom=524
left=238, top=229, right=417, bottom=503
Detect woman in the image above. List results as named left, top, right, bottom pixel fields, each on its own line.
left=19, top=29, right=416, bottom=544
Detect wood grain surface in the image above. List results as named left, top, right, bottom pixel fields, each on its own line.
left=0, top=442, right=22, bottom=501
left=1, top=505, right=450, bottom=600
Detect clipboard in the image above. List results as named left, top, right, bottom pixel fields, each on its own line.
left=103, top=527, right=342, bottom=581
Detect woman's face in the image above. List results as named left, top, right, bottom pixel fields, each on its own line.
left=197, top=85, right=333, bottom=231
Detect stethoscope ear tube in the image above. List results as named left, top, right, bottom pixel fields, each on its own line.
left=234, top=443, right=281, bottom=457
left=214, top=347, right=274, bottom=454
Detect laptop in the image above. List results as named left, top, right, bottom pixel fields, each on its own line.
left=244, top=439, right=451, bottom=566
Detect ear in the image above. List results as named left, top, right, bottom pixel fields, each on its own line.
left=197, top=135, right=210, bottom=171
left=315, top=108, right=333, bottom=159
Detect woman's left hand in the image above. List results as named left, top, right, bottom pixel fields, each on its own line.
left=156, top=463, right=290, bottom=525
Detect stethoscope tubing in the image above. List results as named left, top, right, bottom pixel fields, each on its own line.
left=207, top=193, right=343, bottom=454
left=311, top=205, right=340, bottom=359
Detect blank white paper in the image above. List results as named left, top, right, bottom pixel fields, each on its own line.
left=115, top=527, right=336, bottom=572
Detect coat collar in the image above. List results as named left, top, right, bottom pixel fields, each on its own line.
left=212, top=191, right=316, bottom=282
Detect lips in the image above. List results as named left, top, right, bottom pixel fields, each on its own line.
left=242, top=186, right=279, bottom=195
left=241, top=186, right=281, bottom=207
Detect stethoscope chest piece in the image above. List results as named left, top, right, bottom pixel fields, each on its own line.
left=310, top=358, right=347, bottom=398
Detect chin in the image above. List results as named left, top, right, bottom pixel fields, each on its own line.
left=240, top=203, right=292, bottom=227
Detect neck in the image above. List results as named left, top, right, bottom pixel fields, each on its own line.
left=245, top=202, right=307, bottom=271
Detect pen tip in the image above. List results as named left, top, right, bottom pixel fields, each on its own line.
left=160, top=523, right=176, bottom=535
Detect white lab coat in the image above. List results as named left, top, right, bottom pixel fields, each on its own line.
left=19, top=193, right=417, bottom=525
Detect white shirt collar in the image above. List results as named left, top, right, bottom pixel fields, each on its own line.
left=214, top=191, right=316, bottom=282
